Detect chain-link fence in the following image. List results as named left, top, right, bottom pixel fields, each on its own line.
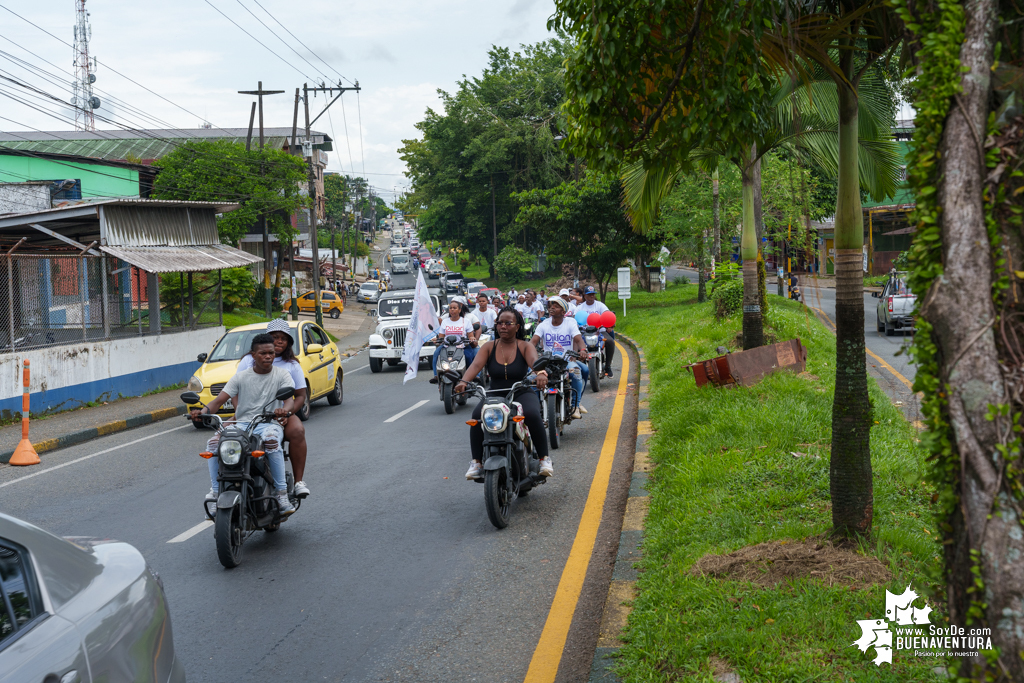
left=0, top=254, right=223, bottom=351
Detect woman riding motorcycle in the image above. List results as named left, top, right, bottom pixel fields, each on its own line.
left=456, top=306, right=552, bottom=480
left=432, top=298, right=480, bottom=376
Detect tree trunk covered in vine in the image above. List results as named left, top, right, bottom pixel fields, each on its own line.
left=829, top=56, right=873, bottom=537
left=741, top=146, right=763, bottom=349
left=923, top=0, right=1024, bottom=676
left=712, top=168, right=721, bottom=262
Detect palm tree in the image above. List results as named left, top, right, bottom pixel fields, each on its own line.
left=622, top=69, right=901, bottom=349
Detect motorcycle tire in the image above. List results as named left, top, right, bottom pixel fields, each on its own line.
left=443, top=383, right=455, bottom=414
left=484, top=468, right=511, bottom=529
left=327, top=375, right=343, bottom=405
left=215, top=504, right=243, bottom=568
left=547, top=394, right=561, bottom=450
left=297, top=383, right=311, bottom=422
left=369, top=357, right=383, bottom=373
left=588, top=356, right=601, bottom=392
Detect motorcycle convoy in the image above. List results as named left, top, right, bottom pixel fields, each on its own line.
left=185, top=296, right=616, bottom=569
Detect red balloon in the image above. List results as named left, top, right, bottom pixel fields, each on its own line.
left=587, top=313, right=602, bottom=327
left=600, top=311, right=617, bottom=328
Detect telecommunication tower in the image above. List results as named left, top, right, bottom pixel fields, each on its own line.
left=72, top=0, right=100, bottom=131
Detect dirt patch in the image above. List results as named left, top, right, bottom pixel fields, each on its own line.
left=690, top=538, right=891, bottom=587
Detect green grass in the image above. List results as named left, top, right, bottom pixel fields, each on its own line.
left=614, top=286, right=942, bottom=682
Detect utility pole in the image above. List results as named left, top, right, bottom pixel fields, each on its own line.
left=288, top=87, right=300, bottom=320
left=302, top=83, right=325, bottom=328
left=490, top=174, right=497, bottom=279
left=238, top=82, right=284, bottom=319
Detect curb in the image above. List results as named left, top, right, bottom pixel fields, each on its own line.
left=0, top=405, right=188, bottom=465
left=590, top=333, right=650, bottom=683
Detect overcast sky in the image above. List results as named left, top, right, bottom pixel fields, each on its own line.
left=0, top=0, right=559, bottom=203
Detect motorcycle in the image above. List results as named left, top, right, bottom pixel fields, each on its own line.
left=582, top=326, right=605, bottom=392
left=180, top=387, right=300, bottom=569
left=435, top=326, right=479, bottom=413
left=539, top=350, right=584, bottom=450
left=453, top=360, right=550, bottom=529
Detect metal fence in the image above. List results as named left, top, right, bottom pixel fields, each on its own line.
left=0, top=253, right=223, bottom=351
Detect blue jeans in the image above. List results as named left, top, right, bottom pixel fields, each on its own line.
left=433, top=345, right=477, bottom=375
left=208, top=422, right=287, bottom=492
left=570, top=361, right=587, bottom=408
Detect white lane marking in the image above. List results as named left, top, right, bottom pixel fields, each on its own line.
left=167, top=519, right=213, bottom=543
left=0, top=424, right=191, bottom=489
left=384, top=400, right=429, bottom=423
left=345, top=364, right=370, bottom=374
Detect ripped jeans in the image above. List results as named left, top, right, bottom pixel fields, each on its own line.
left=207, top=422, right=287, bottom=493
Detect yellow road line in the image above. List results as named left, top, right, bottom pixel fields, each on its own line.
left=523, top=342, right=630, bottom=683
left=809, top=306, right=914, bottom=391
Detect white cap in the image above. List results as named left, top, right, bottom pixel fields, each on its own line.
left=559, top=288, right=570, bottom=296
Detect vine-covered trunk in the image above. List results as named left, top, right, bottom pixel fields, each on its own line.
left=924, top=0, right=1023, bottom=676
left=697, top=228, right=707, bottom=303
left=829, top=71, right=873, bottom=537
left=712, top=168, right=721, bottom=262
left=741, top=147, right=762, bottom=349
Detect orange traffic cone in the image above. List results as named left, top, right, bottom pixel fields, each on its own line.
left=10, top=360, right=39, bottom=466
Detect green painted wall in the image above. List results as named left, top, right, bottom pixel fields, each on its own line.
left=0, top=155, right=139, bottom=199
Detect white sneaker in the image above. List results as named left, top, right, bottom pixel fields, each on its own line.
left=465, top=461, right=483, bottom=480
left=572, top=407, right=582, bottom=419
left=204, top=488, right=217, bottom=517
left=579, top=405, right=588, bottom=414
left=276, top=490, right=295, bottom=515
left=294, top=480, right=310, bottom=498
left=539, top=457, right=553, bottom=477
left=205, top=488, right=217, bottom=503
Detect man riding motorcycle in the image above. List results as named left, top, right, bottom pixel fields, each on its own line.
left=576, top=285, right=616, bottom=378
left=530, top=296, right=590, bottom=418
left=192, top=333, right=297, bottom=515
left=474, top=293, right=497, bottom=334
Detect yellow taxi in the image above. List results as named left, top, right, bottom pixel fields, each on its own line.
left=295, top=290, right=344, bottom=319
left=187, top=319, right=343, bottom=425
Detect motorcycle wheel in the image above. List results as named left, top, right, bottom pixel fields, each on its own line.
left=215, top=504, right=243, bottom=568
left=296, top=384, right=311, bottom=422
left=484, top=468, right=511, bottom=529
left=547, top=394, right=561, bottom=450
left=443, top=383, right=455, bottom=414
left=588, top=356, right=601, bottom=392
left=327, top=375, right=343, bottom=405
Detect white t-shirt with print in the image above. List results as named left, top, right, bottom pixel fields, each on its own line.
left=519, top=301, right=544, bottom=321
left=534, top=317, right=581, bottom=357
left=474, top=307, right=497, bottom=331
left=439, top=314, right=476, bottom=340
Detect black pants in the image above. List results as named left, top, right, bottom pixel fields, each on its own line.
left=603, top=329, right=616, bottom=366
left=470, top=390, right=549, bottom=461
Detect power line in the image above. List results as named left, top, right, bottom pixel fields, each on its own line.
left=232, top=0, right=329, bottom=84
left=339, top=93, right=355, bottom=173
left=250, top=0, right=355, bottom=87
left=356, top=90, right=365, bottom=176
left=202, top=0, right=317, bottom=82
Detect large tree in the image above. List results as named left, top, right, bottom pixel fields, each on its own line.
left=897, top=0, right=1024, bottom=675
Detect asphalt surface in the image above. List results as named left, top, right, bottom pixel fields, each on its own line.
left=669, top=266, right=920, bottom=421
left=0, top=260, right=639, bottom=683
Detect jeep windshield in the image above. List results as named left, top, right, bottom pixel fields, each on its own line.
left=378, top=296, right=440, bottom=318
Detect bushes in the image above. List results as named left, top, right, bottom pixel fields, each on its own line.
left=221, top=268, right=256, bottom=313
left=494, top=245, right=532, bottom=283
left=711, top=276, right=742, bottom=318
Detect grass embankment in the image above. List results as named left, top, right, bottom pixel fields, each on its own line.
left=614, top=285, right=941, bottom=682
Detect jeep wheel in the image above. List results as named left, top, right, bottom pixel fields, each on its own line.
left=369, top=357, right=383, bottom=373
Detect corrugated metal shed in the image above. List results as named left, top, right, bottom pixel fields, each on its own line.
left=0, top=128, right=332, bottom=161
left=100, top=204, right=220, bottom=246
left=100, top=244, right=261, bottom=273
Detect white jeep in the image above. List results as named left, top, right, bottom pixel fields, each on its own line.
left=368, top=289, right=443, bottom=373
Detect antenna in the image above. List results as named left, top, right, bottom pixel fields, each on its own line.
left=71, top=0, right=100, bottom=131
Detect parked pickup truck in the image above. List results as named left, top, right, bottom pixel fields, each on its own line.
left=874, top=270, right=915, bottom=335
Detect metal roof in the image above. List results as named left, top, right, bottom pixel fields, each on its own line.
left=100, top=244, right=261, bottom=273
left=0, top=128, right=333, bottom=161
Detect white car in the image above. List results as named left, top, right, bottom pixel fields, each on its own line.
left=368, top=289, right=443, bottom=372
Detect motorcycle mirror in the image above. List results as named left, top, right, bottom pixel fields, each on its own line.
left=275, top=386, right=296, bottom=401
left=197, top=352, right=208, bottom=363
left=180, top=391, right=202, bottom=405
left=472, top=322, right=481, bottom=331
left=532, top=358, right=549, bottom=372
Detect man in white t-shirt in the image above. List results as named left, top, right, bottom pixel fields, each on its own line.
left=519, top=291, right=544, bottom=321
left=474, top=293, right=497, bottom=333
left=514, top=294, right=528, bottom=316
left=577, top=285, right=615, bottom=378
left=530, top=296, right=590, bottom=419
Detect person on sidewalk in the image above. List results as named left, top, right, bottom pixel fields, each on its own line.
left=576, top=285, right=615, bottom=378
left=193, top=333, right=296, bottom=516
left=530, top=296, right=589, bottom=418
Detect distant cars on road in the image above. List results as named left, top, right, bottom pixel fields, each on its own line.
left=874, top=270, right=916, bottom=336
left=0, top=512, right=186, bottom=683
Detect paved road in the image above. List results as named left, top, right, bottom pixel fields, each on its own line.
left=0, top=291, right=637, bottom=682
left=668, top=266, right=920, bottom=421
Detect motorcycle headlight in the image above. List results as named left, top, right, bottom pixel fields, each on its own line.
left=219, top=439, right=243, bottom=465
left=440, top=361, right=450, bottom=371
left=585, top=335, right=599, bottom=346
left=482, top=407, right=506, bottom=433
left=187, top=375, right=203, bottom=392
left=383, top=329, right=394, bottom=339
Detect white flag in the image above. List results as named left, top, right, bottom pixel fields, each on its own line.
left=403, top=268, right=440, bottom=383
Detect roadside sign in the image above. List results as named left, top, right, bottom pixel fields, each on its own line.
left=617, top=267, right=631, bottom=317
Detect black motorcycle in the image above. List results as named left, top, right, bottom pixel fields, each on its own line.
left=453, top=361, right=549, bottom=529
left=582, top=326, right=605, bottom=392
left=539, top=350, right=583, bottom=450
left=181, top=388, right=300, bottom=569
left=435, top=325, right=480, bottom=414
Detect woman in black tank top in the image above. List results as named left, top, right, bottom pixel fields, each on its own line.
left=457, top=306, right=552, bottom=480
